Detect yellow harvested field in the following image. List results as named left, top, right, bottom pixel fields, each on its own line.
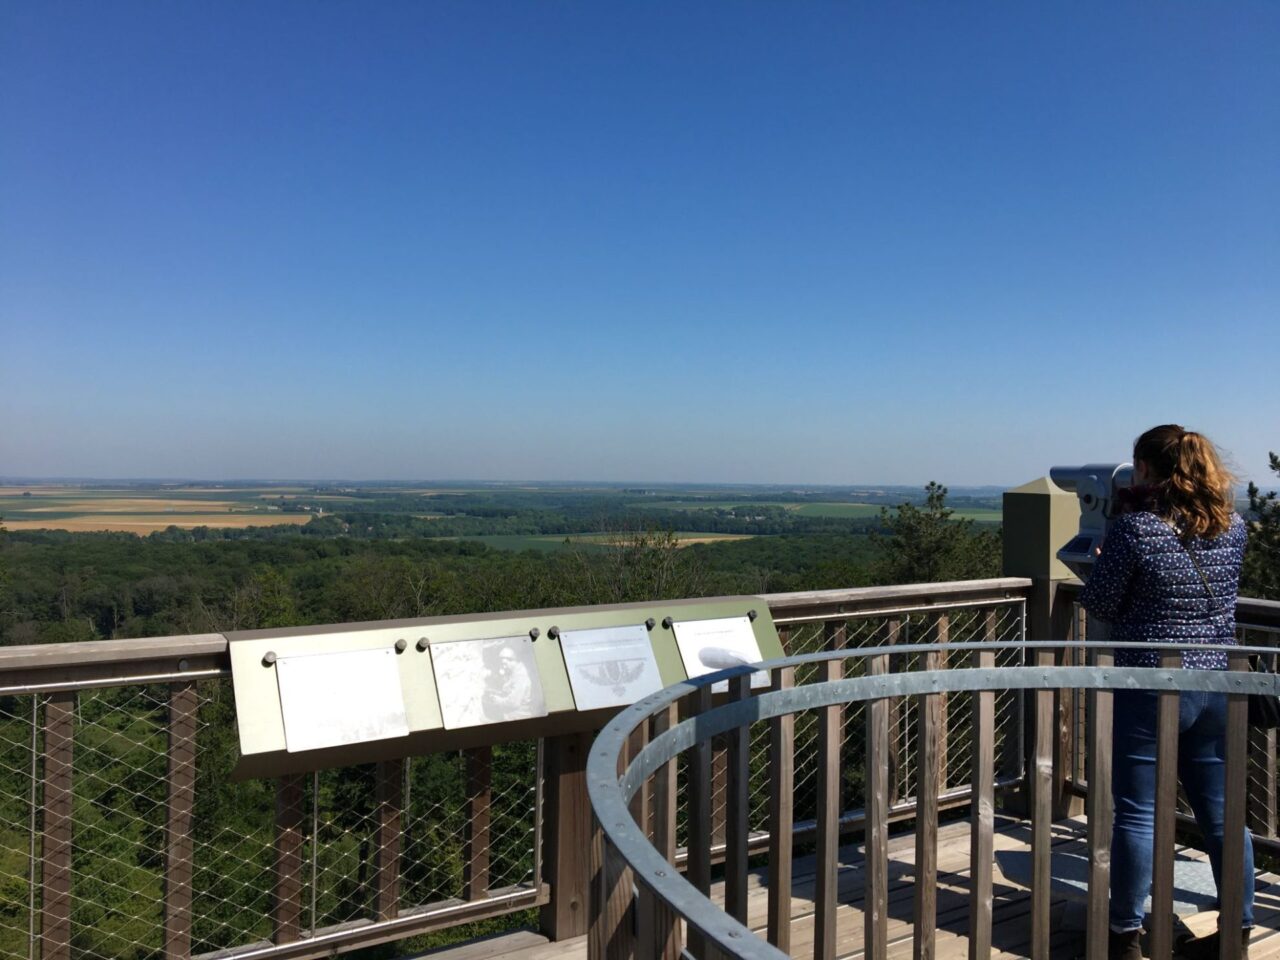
left=181, top=486, right=310, bottom=493
left=2, top=515, right=313, bottom=533
left=674, top=534, right=754, bottom=546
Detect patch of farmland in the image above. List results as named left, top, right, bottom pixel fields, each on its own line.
left=441, top=534, right=584, bottom=553
left=790, top=502, right=884, bottom=518
left=21, top=498, right=245, bottom=514
left=630, top=500, right=802, bottom=512
left=1, top=514, right=313, bottom=534
left=257, top=493, right=359, bottom=501
left=950, top=509, right=1003, bottom=522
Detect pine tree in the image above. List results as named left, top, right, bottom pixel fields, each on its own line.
left=1243, top=452, right=1280, bottom=600
left=870, top=482, right=1001, bottom=585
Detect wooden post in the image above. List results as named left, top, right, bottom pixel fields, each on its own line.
left=1247, top=638, right=1277, bottom=839
left=1052, top=596, right=1082, bottom=820
left=621, top=722, right=647, bottom=957
left=1220, top=650, right=1250, bottom=960
left=1030, top=646, right=1054, bottom=960
left=968, top=614, right=996, bottom=960
left=823, top=618, right=847, bottom=657
left=886, top=619, right=903, bottom=806
left=767, top=667, right=795, bottom=953
left=273, top=773, right=306, bottom=944
left=463, top=746, right=492, bottom=900
left=1150, top=650, right=1181, bottom=960
left=866, top=650, right=890, bottom=960
left=164, top=682, right=199, bottom=960
left=724, top=675, right=751, bottom=925
left=815, top=657, right=842, bottom=960
left=934, top=614, right=950, bottom=793
left=685, top=685, right=713, bottom=959
left=627, top=722, right=650, bottom=837
left=1085, top=648, right=1114, bottom=960
left=643, top=705, right=681, bottom=960
left=374, top=759, right=402, bottom=920
left=41, top=692, right=75, bottom=960
left=593, top=738, right=636, bottom=960
left=540, top=731, right=595, bottom=940
left=914, top=646, right=940, bottom=960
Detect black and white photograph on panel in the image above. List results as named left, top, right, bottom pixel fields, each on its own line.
left=429, top=636, right=548, bottom=729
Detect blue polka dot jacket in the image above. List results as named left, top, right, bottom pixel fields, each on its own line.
left=1078, top=510, right=1248, bottom=669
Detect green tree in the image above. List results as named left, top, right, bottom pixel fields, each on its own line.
left=0, top=518, right=11, bottom=633
left=1242, top=452, right=1280, bottom=601
left=249, top=568, right=299, bottom=628
left=870, top=482, right=1001, bottom=585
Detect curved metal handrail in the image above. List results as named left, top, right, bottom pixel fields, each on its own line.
left=587, top=640, right=1280, bottom=960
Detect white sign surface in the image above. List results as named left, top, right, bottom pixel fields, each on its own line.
left=559, top=624, right=664, bottom=711
left=430, top=636, right=548, bottom=729
left=672, top=616, right=770, bottom=692
left=275, top=647, right=410, bottom=753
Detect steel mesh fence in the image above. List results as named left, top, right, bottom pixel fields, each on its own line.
left=693, top=602, right=1026, bottom=846
left=765, top=605, right=1025, bottom=831
left=0, top=695, right=36, bottom=960
left=0, top=680, right=539, bottom=960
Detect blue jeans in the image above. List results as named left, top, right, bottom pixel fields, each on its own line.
left=1111, top=689, right=1255, bottom=932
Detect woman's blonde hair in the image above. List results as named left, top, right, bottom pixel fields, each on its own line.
left=1133, top=424, right=1236, bottom=539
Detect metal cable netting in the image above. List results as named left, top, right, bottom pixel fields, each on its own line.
left=681, top=603, right=1026, bottom=848
left=0, top=681, right=538, bottom=960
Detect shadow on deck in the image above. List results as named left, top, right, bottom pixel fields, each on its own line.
left=416, top=817, right=1280, bottom=960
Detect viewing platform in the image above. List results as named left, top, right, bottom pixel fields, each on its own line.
left=2, top=575, right=1279, bottom=960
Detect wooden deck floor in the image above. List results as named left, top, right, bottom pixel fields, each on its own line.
left=415, top=816, right=1280, bottom=960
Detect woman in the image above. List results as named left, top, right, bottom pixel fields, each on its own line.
left=1079, top=425, right=1253, bottom=960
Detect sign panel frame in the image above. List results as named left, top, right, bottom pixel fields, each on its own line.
left=227, top=595, right=783, bottom=778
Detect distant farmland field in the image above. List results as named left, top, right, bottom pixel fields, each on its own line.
left=0, top=486, right=315, bottom=533
left=1, top=515, right=313, bottom=533
left=632, top=499, right=1001, bottom=521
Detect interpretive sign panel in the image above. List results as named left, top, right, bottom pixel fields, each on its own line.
left=559, top=624, right=664, bottom=711
left=430, top=636, right=548, bottom=729
left=276, top=647, right=410, bottom=753
left=672, top=616, right=770, bottom=692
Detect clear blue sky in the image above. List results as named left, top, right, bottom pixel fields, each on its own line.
left=3, top=3, right=1277, bottom=485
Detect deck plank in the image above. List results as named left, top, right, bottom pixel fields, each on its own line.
left=418, top=816, right=1280, bottom=960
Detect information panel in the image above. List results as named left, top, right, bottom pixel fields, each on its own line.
left=276, top=647, right=410, bottom=753
left=559, top=624, right=665, bottom=711
left=672, top=616, right=770, bottom=692
left=430, top=636, right=548, bottom=729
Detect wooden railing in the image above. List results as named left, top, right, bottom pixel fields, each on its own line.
left=0, top=578, right=1031, bottom=960
left=588, top=638, right=1276, bottom=960
left=5, top=576, right=1275, bottom=959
